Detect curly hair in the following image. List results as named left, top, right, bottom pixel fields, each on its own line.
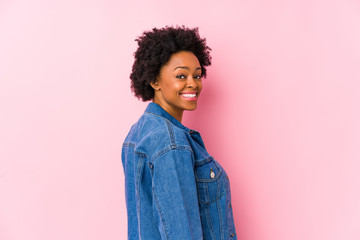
left=130, top=26, right=212, bottom=101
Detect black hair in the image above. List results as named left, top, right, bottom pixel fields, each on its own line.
left=130, top=25, right=212, bottom=101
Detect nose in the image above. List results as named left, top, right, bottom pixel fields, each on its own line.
left=186, top=76, right=198, bottom=88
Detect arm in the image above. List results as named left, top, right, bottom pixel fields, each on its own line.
left=150, top=148, right=203, bottom=240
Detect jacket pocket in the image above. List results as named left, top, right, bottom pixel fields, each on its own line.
left=195, top=157, right=225, bottom=204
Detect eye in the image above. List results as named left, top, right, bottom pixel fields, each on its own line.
left=176, top=74, right=186, bottom=79
left=194, top=75, right=202, bottom=79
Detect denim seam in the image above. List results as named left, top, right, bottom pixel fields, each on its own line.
left=135, top=157, right=144, bottom=238
left=199, top=191, right=225, bottom=205
left=152, top=188, right=170, bottom=240
left=150, top=146, right=193, bottom=164
left=226, top=186, right=234, bottom=237
left=165, top=120, right=175, bottom=146
left=123, top=142, right=148, bottom=158
left=216, top=178, right=224, bottom=240
left=122, top=142, right=135, bottom=147
left=205, top=181, right=209, bottom=203
left=217, top=200, right=223, bottom=240
left=135, top=150, right=148, bottom=158
left=205, top=202, right=216, bottom=240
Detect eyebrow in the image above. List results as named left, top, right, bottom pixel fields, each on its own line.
left=174, top=66, right=202, bottom=71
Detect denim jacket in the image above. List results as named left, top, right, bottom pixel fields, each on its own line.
left=121, top=102, right=237, bottom=240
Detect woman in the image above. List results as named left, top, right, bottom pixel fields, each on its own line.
left=122, top=26, right=237, bottom=240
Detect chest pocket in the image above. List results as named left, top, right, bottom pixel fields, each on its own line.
left=195, top=157, right=225, bottom=205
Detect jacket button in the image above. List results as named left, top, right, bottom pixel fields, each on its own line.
left=210, top=169, right=215, bottom=178
left=226, top=176, right=229, bottom=179
left=231, top=233, right=235, bottom=237
left=229, top=203, right=232, bottom=209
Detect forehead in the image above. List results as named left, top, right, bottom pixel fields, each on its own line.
left=165, top=51, right=201, bottom=68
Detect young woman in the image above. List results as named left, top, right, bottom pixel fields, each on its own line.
left=122, top=26, right=237, bottom=240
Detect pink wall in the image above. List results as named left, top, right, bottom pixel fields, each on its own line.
left=1, top=0, right=359, bottom=239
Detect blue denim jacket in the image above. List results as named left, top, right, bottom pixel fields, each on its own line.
left=121, top=102, right=237, bottom=240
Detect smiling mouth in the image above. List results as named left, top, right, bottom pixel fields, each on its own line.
left=181, top=93, right=196, bottom=97
left=180, top=92, right=198, bottom=101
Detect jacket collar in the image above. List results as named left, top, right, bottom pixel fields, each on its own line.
left=144, top=102, right=195, bottom=133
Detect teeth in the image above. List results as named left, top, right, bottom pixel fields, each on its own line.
left=181, top=94, right=196, bottom=97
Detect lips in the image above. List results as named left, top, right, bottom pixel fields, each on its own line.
left=180, top=92, right=198, bottom=101
left=181, top=93, right=196, bottom=97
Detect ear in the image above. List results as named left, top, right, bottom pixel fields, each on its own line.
left=150, top=78, right=161, bottom=91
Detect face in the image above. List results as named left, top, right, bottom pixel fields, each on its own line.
left=151, top=51, right=203, bottom=121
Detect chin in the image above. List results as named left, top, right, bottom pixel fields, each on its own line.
left=183, top=104, right=197, bottom=111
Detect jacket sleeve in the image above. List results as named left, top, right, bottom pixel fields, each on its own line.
left=150, top=148, right=203, bottom=240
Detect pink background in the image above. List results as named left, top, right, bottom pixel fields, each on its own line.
left=1, top=0, right=359, bottom=239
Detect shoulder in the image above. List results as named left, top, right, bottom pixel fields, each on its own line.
left=123, top=112, right=191, bottom=158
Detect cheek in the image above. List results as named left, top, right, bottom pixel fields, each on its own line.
left=197, top=81, right=203, bottom=91
left=171, top=82, right=185, bottom=94
left=162, top=82, right=183, bottom=97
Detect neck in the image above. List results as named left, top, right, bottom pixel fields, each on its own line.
left=152, top=98, right=183, bottom=123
